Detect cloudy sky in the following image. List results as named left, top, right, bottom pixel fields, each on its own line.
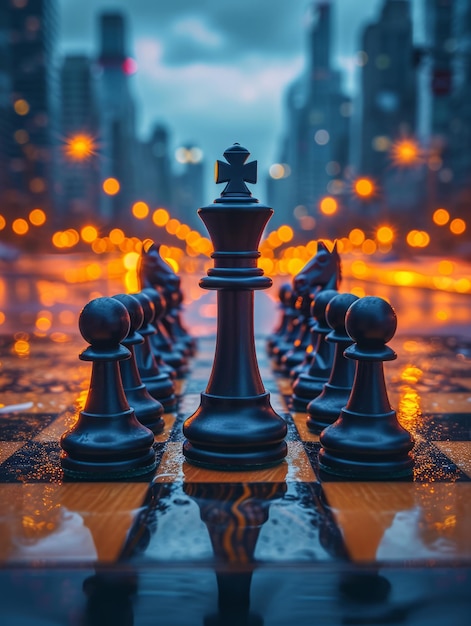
left=57, top=0, right=422, bottom=198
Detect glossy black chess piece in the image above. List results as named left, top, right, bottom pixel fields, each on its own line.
left=291, top=289, right=338, bottom=411
left=279, top=242, right=341, bottom=375
left=266, top=282, right=292, bottom=356
left=60, top=297, right=156, bottom=479
left=306, top=292, right=358, bottom=431
left=112, top=293, right=165, bottom=434
left=140, top=287, right=180, bottom=379
left=138, top=240, right=195, bottom=356
left=319, top=296, right=414, bottom=479
left=183, top=143, right=287, bottom=469
left=132, top=291, right=177, bottom=412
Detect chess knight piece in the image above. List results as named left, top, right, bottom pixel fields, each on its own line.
left=183, top=144, right=288, bottom=469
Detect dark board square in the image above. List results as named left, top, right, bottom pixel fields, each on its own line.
left=0, top=412, right=58, bottom=441
left=0, top=441, right=63, bottom=482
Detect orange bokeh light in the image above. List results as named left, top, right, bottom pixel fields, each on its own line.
left=450, top=218, right=466, bottom=235
left=29, top=208, right=46, bottom=226
left=81, top=225, right=98, bottom=243
left=376, top=225, right=394, bottom=244
left=433, top=208, right=450, bottom=226
left=12, top=218, right=29, bottom=235
left=131, top=201, right=149, bottom=219
left=390, top=138, right=421, bottom=166
left=64, top=134, right=96, bottom=160
left=102, top=177, right=120, bottom=195
left=354, top=177, right=374, bottom=198
left=319, top=196, right=338, bottom=215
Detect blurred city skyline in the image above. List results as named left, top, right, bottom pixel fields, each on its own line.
left=57, top=0, right=415, bottom=184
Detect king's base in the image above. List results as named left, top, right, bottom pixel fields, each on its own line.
left=183, top=392, right=288, bottom=470
left=318, top=447, right=414, bottom=480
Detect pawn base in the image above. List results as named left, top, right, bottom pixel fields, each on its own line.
left=60, top=408, right=156, bottom=479
left=291, top=372, right=326, bottom=411
left=318, top=447, right=414, bottom=480
left=183, top=392, right=287, bottom=470
left=306, top=382, right=351, bottom=432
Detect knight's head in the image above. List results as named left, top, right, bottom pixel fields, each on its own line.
left=138, top=240, right=181, bottom=293
left=293, top=241, right=341, bottom=296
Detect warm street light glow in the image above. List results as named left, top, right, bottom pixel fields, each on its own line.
left=153, top=208, right=170, bottom=227
left=349, top=228, right=365, bottom=246
left=64, top=134, right=96, bottom=160
left=450, top=218, right=466, bottom=235
left=12, top=218, right=29, bottom=235
left=406, top=230, right=430, bottom=247
left=277, top=225, right=294, bottom=242
left=103, top=177, right=120, bottom=195
left=319, top=196, right=338, bottom=215
left=376, top=225, right=394, bottom=244
left=131, top=201, right=149, bottom=219
left=81, top=225, right=98, bottom=243
left=14, top=99, right=30, bottom=115
left=29, top=208, right=46, bottom=226
left=390, top=138, right=421, bottom=166
left=354, top=177, right=374, bottom=198
left=433, top=208, right=450, bottom=226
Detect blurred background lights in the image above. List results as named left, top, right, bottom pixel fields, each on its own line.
left=102, top=177, right=120, bottom=195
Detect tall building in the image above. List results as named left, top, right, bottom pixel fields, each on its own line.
left=358, top=0, right=417, bottom=179
left=451, top=0, right=471, bottom=193
left=59, top=55, right=101, bottom=227
left=96, top=12, right=138, bottom=228
left=0, top=0, right=59, bottom=229
left=173, top=144, right=205, bottom=231
left=269, top=2, right=351, bottom=232
left=135, top=124, right=174, bottom=210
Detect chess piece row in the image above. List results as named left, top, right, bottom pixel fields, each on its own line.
left=269, top=269, right=414, bottom=479
left=60, top=243, right=195, bottom=480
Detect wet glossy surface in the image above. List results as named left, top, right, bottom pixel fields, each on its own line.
left=0, top=256, right=470, bottom=623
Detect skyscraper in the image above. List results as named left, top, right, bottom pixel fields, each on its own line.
left=269, top=2, right=351, bottom=233
left=358, top=0, right=417, bottom=179
left=96, top=12, right=137, bottom=227
left=0, top=0, right=59, bottom=228
left=60, top=55, right=101, bottom=227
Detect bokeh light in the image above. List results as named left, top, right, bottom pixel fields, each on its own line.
left=102, top=177, right=120, bottom=195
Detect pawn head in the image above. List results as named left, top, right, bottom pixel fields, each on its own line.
left=345, top=296, right=397, bottom=347
left=79, top=297, right=130, bottom=349
left=311, top=289, right=338, bottom=330
left=326, top=293, right=359, bottom=340
left=112, top=293, right=144, bottom=339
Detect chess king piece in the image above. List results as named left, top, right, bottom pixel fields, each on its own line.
left=60, top=297, right=156, bottom=479
left=112, top=293, right=165, bottom=434
left=319, top=296, right=414, bottom=479
left=183, top=143, right=287, bottom=469
left=306, top=292, right=358, bottom=431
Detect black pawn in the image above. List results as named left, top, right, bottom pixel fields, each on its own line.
left=266, top=282, right=292, bottom=356
left=60, top=297, right=156, bottom=479
left=319, top=296, right=414, bottom=480
left=143, top=287, right=187, bottom=378
left=113, top=294, right=165, bottom=434
left=183, top=143, right=287, bottom=469
left=291, top=289, right=338, bottom=411
left=132, top=290, right=177, bottom=412
left=306, top=293, right=358, bottom=432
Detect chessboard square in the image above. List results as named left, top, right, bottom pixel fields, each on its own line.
left=0, top=412, right=59, bottom=441
left=323, top=482, right=471, bottom=563
left=0, top=482, right=148, bottom=563
left=422, top=392, right=471, bottom=415
left=153, top=413, right=176, bottom=443
left=34, top=410, right=77, bottom=442
left=421, top=412, right=471, bottom=441
left=0, top=441, right=24, bottom=464
left=0, top=441, right=62, bottom=482
left=291, top=412, right=321, bottom=442
left=413, top=440, right=469, bottom=482
left=434, top=442, right=471, bottom=478
left=154, top=441, right=315, bottom=483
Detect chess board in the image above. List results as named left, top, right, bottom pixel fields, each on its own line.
left=0, top=332, right=470, bottom=625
